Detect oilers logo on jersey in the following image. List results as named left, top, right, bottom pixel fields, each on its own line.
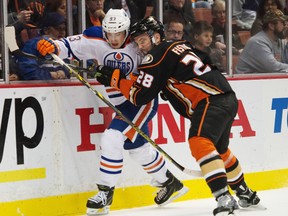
left=104, top=52, right=134, bottom=76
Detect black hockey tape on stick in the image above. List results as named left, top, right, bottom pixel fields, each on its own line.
left=5, top=26, right=202, bottom=177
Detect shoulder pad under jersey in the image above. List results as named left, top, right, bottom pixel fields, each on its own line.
left=83, top=26, right=103, bottom=38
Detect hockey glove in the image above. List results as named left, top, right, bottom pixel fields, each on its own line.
left=160, top=91, right=168, bottom=101
left=95, top=65, right=125, bottom=89
left=37, top=37, right=59, bottom=56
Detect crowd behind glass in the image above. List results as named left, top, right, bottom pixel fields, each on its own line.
left=1, top=0, right=288, bottom=82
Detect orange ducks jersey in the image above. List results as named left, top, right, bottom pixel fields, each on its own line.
left=121, top=40, right=234, bottom=119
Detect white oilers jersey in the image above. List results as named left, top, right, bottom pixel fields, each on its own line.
left=56, top=31, right=141, bottom=106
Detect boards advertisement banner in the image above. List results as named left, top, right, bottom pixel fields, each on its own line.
left=0, top=78, right=287, bottom=215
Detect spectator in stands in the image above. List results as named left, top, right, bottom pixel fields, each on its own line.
left=44, top=0, right=67, bottom=18
left=284, top=0, right=288, bottom=14
left=233, top=0, right=260, bottom=30
left=7, top=0, right=38, bottom=81
left=195, top=0, right=212, bottom=9
left=163, top=0, right=195, bottom=42
left=235, top=9, right=288, bottom=73
left=280, top=19, right=288, bottom=63
left=164, top=17, right=185, bottom=41
left=75, top=0, right=147, bottom=29
left=8, top=8, right=33, bottom=26
left=145, top=0, right=156, bottom=17
left=86, top=0, right=106, bottom=28
left=251, top=0, right=283, bottom=36
left=17, top=12, right=70, bottom=80
left=211, top=0, right=244, bottom=55
left=104, top=0, right=147, bottom=25
left=8, top=0, right=45, bottom=49
left=10, top=0, right=46, bottom=28
left=192, top=20, right=225, bottom=71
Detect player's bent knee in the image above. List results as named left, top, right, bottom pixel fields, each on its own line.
left=129, top=142, right=157, bottom=164
left=188, top=136, right=217, bottom=161
left=100, top=128, right=126, bottom=152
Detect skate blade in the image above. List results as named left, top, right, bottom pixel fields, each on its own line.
left=157, top=186, right=189, bottom=207
left=86, top=206, right=110, bottom=216
left=214, top=208, right=238, bottom=216
left=214, top=211, right=238, bottom=216
left=240, top=203, right=267, bottom=211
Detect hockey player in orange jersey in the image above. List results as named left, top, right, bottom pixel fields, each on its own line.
left=94, top=16, right=261, bottom=216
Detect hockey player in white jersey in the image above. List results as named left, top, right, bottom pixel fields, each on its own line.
left=36, top=9, right=188, bottom=215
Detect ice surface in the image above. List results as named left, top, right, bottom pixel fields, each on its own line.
left=107, top=187, right=288, bottom=216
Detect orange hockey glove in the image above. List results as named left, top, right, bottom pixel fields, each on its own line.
left=37, top=37, right=59, bottom=56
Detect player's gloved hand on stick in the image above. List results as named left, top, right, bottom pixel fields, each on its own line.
left=95, top=65, right=125, bottom=89
left=37, top=37, right=59, bottom=56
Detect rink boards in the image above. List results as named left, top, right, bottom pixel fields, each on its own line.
left=0, top=77, right=288, bottom=215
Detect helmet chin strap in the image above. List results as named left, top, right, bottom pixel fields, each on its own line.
left=147, top=30, right=157, bottom=47
left=122, top=30, right=130, bottom=46
left=151, top=35, right=156, bottom=44
left=149, top=35, right=158, bottom=48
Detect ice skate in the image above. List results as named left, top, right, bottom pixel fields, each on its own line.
left=154, top=171, right=189, bottom=207
left=235, top=186, right=260, bottom=208
left=213, top=193, right=239, bottom=216
left=86, top=185, right=114, bottom=216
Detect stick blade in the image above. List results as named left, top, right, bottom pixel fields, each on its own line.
left=5, top=26, right=19, bottom=52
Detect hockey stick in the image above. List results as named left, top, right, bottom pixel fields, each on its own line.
left=50, top=56, right=202, bottom=177
left=5, top=26, right=202, bottom=177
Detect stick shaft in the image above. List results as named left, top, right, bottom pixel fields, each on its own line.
left=4, top=25, right=202, bottom=177
left=51, top=54, right=202, bottom=177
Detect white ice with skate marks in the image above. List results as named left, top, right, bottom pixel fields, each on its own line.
left=104, top=187, right=288, bottom=216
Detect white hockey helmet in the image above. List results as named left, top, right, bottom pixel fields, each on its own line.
left=102, top=9, right=131, bottom=46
